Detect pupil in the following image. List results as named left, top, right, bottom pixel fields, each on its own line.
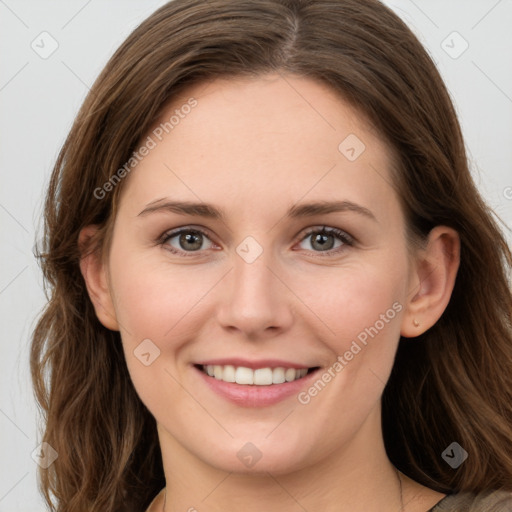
left=181, top=232, right=202, bottom=251
left=313, top=233, right=334, bottom=251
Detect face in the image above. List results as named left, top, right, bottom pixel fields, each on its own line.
left=98, top=74, right=416, bottom=474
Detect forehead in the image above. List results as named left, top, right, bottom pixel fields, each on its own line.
left=117, top=73, right=399, bottom=223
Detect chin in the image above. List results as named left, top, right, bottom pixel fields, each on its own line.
left=201, top=436, right=315, bottom=475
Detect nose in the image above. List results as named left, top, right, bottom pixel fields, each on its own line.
left=215, top=244, right=294, bottom=340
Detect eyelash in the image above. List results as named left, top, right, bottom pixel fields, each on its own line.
left=158, top=225, right=355, bottom=258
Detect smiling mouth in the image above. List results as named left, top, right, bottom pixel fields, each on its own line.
left=195, top=364, right=320, bottom=385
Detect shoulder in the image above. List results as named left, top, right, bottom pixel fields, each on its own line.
left=431, top=490, right=512, bottom=512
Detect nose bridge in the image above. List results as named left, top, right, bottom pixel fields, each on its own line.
left=234, top=243, right=274, bottom=298
left=216, top=234, right=292, bottom=335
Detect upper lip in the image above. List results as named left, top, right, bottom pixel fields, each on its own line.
left=194, top=358, right=318, bottom=370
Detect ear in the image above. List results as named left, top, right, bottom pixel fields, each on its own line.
left=78, top=225, right=119, bottom=331
left=401, top=226, right=460, bottom=338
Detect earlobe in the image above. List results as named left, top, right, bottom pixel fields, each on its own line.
left=78, top=225, right=119, bottom=331
left=401, top=226, right=460, bottom=338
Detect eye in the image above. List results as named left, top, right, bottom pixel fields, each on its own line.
left=159, top=225, right=354, bottom=258
left=160, top=227, right=215, bottom=256
left=296, top=226, right=354, bottom=256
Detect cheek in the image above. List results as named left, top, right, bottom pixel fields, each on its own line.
left=108, top=247, right=204, bottom=335
left=107, top=252, right=209, bottom=407
left=293, top=260, right=405, bottom=353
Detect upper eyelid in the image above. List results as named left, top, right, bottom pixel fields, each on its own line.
left=161, top=225, right=215, bottom=242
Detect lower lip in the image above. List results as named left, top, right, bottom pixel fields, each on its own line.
left=194, top=366, right=320, bottom=407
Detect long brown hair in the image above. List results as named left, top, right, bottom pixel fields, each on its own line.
left=31, top=0, right=512, bottom=510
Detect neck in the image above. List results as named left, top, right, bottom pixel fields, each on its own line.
left=157, top=407, right=405, bottom=512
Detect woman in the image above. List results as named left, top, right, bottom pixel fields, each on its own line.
left=31, top=0, right=512, bottom=511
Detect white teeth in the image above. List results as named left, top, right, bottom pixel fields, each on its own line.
left=213, top=365, right=223, bottom=379
left=285, top=368, right=296, bottom=382
left=202, top=365, right=310, bottom=385
left=272, top=367, right=286, bottom=384
left=254, top=368, right=273, bottom=385
left=235, top=366, right=253, bottom=385
left=222, top=365, right=236, bottom=383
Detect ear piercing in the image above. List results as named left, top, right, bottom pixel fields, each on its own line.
left=413, top=319, right=420, bottom=327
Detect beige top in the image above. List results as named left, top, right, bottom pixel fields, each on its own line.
left=145, top=488, right=512, bottom=511
left=430, top=490, right=512, bottom=511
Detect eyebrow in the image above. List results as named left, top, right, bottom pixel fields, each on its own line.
left=137, top=198, right=377, bottom=222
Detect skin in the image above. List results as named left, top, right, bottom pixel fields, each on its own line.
left=80, top=73, right=460, bottom=511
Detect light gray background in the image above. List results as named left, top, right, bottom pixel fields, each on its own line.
left=1, top=1, right=511, bottom=510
